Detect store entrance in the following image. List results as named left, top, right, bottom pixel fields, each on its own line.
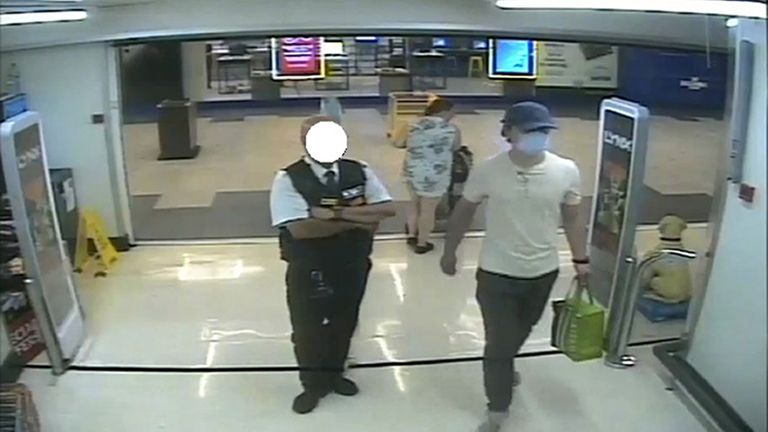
left=118, top=34, right=722, bottom=241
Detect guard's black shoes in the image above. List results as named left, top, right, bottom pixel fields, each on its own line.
left=413, top=242, right=435, bottom=255
left=292, top=391, right=322, bottom=414
left=332, top=377, right=359, bottom=396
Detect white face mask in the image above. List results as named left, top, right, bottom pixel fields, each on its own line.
left=495, top=136, right=511, bottom=152
left=515, top=132, right=551, bottom=156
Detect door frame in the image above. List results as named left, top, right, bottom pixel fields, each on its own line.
left=105, top=44, right=136, bottom=244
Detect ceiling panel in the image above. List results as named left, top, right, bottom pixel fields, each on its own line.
left=1, top=0, right=737, bottom=52
left=0, top=0, right=160, bottom=8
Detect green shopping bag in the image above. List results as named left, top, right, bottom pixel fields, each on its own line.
left=550, top=279, right=605, bottom=362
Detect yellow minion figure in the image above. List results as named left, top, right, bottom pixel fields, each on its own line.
left=642, top=215, right=693, bottom=303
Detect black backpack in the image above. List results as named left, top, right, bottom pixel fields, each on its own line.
left=452, top=146, right=473, bottom=184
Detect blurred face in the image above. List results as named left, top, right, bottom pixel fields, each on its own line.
left=300, top=116, right=331, bottom=147
left=301, top=116, right=348, bottom=164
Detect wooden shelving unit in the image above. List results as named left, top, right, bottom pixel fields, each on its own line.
left=315, top=55, right=351, bottom=91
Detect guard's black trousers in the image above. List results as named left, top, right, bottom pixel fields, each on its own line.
left=286, top=258, right=371, bottom=393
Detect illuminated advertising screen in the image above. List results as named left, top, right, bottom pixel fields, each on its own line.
left=588, top=99, right=649, bottom=306
left=271, top=37, right=325, bottom=80
left=14, top=124, right=75, bottom=328
left=488, top=39, right=536, bottom=79
left=433, top=38, right=448, bottom=48
left=2, top=112, right=87, bottom=369
left=592, top=111, right=633, bottom=255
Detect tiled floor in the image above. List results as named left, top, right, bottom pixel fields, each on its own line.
left=20, top=347, right=711, bottom=432
left=53, top=227, right=707, bottom=369
left=124, top=110, right=723, bottom=205
left=19, top=227, right=711, bottom=431
left=123, top=108, right=722, bottom=238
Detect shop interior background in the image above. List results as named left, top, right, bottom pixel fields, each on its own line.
left=117, top=35, right=726, bottom=240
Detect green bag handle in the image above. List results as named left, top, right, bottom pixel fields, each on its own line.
left=566, top=277, right=595, bottom=305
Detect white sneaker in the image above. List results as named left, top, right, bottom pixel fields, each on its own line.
left=476, top=411, right=509, bottom=432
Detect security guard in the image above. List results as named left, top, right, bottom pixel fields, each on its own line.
left=270, top=116, right=395, bottom=414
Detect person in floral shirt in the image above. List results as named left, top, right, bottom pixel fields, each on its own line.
left=402, top=98, right=461, bottom=254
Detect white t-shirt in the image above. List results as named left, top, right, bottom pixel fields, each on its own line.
left=270, top=157, right=392, bottom=227
left=463, top=151, right=582, bottom=278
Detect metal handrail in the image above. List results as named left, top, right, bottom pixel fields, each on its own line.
left=605, top=248, right=697, bottom=368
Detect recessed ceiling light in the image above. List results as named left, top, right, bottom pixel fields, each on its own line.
left=0, top=10, right=88, bottom=26
left=495, top=0, right=767, bottom=19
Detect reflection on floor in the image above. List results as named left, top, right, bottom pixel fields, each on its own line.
left=124, top=107, right=721, bottom=239
left=20, top=347, right=709, bottom=432
left=57, top=227, right=706, bottom=369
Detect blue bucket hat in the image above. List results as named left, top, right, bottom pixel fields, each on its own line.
left=501, top=101, right=557, bottom=133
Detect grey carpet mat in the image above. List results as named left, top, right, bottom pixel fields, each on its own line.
left=672, top=115, right=701, bottom=122
left=130, top=186, right=711, bottom=241
left=209, top=111, right=246, bottom=122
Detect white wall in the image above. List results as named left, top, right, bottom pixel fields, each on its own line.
left=0, top=44, right=125, bottom=236
left=686, top=19, right=767, bottom=432
left=0, top=0, right=728, bottom=52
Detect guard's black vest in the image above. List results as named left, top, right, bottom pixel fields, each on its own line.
left=279, top=159, right=374, bottom=263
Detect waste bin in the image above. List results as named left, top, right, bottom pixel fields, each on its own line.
left=250, top=72, right=282, bottom=100
left=49, top=169, right=78, bottom=265
left=157, top=99, right=200, bottom=160
left=378, top=68, right=412, bottom=95
left=502, top=80, right=536, bottom=99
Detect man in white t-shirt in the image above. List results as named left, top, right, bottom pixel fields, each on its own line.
left=440, top=102, right=589, bottom=432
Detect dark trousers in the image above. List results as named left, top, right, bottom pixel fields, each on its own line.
left=476, top=268, right=559, bottom=412
left=286, top=258, right=371, bottom=393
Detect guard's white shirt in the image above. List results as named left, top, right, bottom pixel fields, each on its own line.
left=270, top=157, right=392, bottom=227
left=463, top=151, right=582, bottom=278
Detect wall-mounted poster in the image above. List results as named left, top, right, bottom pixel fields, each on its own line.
left=271, top=37, right=325, bottom=80
left=537, top=42, right=618, bottom=88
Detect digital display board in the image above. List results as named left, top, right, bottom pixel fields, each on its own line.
left=488, top=39, right=537, bottom=79
left=270, top=37, right=325, bottom=80
left=433, top=38, right=448, bottom=48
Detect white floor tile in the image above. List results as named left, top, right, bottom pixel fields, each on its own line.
left=65, top=227, right=707, bottom=368
left=20, top=348, right=708, bottom=432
